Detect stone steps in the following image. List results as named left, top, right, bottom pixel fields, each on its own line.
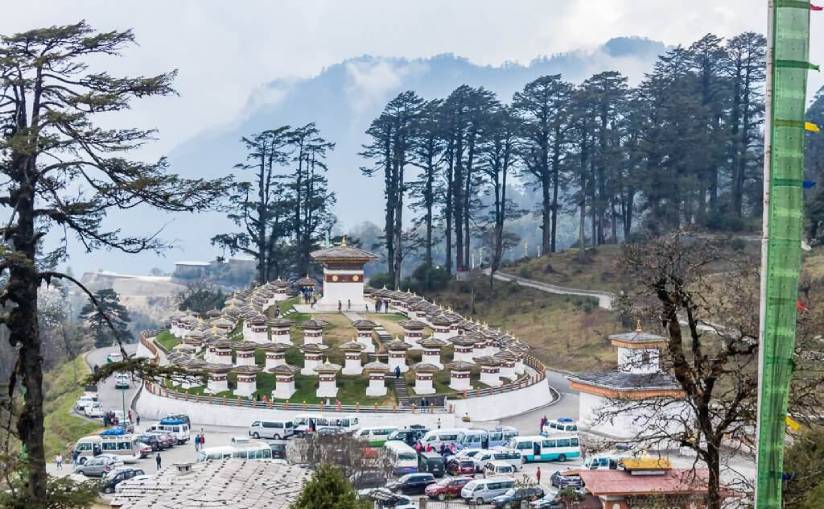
left=390, top=376, right=410, bottom=406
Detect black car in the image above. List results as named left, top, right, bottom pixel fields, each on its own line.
left=417, top=452, right=445, bottom=478
left=386, top=473, right=436, bottom=495
left=136, top=434, right=163, bottom=451
left=99, top=467, right=145, bottom=494
left=350, top=470, right=387, bottom=490
left=387, top=428, right=428, bottom=447
left=492, top=486, right=545, bottom=508
left=550, top=470, right=584, bottom=489
left=267, top=440, right=287, bottom=459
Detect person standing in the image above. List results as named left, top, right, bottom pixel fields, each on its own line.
left=55, top=454, right=63, bottom=471
left=536, top=466, right=542, bottom=485
left=347, top=299, right=351, bottom=310
left=394, top=365, right=401, bottom=379
left=199, top=432, right=205, bottom=449
left=338, top=300, right=342, bottom=312
left=193, top=434, right=200, bottom=451
left=71, top=449, right=79, bottom=466
left=155, top=452, right=162, bottom=471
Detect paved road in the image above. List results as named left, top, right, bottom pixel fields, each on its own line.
left=484, top=269, right=614, bottom=310
left=86, top=344, right=139, bottom=420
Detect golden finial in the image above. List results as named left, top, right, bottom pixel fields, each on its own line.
left=636, top=319, right=643, bottom=332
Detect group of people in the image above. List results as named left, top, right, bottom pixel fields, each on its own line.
left=413, top=440, right=458, bottom=457
left=538, top=415, right=549, bottom=433
left=192, top=432, right=207, bottom=451
left=374, top=298, right=390, bottom=313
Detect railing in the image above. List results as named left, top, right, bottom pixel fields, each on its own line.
left=143, top=380, right=450, bottom=414
left=457, top=354, right=546, bottom=399
left=139, top=331, right=161, bottom=363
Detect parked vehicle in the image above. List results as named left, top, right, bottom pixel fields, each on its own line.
left=417, top=451, right=446, bottom=478
left=483, top=460, right=517, bottom=478
left=492, top=486, right=545, bottom=509
left=73, top=436, right=102, bottom=463
left=136, top=433, right=164, bottom=451
left=197, top=439, right=273, bottom=462
left=99, top=467, right=145, bottom=494
left=98, top=431, right=144, bottom=463
left=542, top=417, right=578, bottom=434
left=267, top=440, right=287, bottom=459
left=509, top=434, right=581, bottom=463
left=149, top=417, right=190, bottom=444
left=472, top=448, right=523, bottom=471
left=162, top=413, right=191, bottom=427
left=420, top=428, right=466, bottom=450
left=385, top=472, right=436, bottom=495
left=461, top=478, right=516, bottom=505
left=384, top=440, right=418, bottom=475
left=581, top=455, right=619, bottom=470
left=75, top=395, right=98, bottom=412
left=292, top=414, right=360, bottom=434
left=106, top=352, right=123, bottom=363
left=75, top=455, right=123, bottom=477
left=386, top=427, right=428, bottom=447
left=425, top=476, right=473, bottom=501
left=143, top=430, right=176, bottom=449
left=487, top=426, right=519, bottom=448
left=114, top=474, right=151, bottom=494
left=354, top=426, right=398, bottom=447
left=249, top=420, right=295, bottom=440
left=114, top=374, right=130, bottom=389
left=349, top=470, right=387, bottom=490
left=460, top=429, right=490, bottom=450
left=84, top=402, right=104, bottom=418
left=446, top=458, right=476, bottom=476
left=364, top=488, right=417, bottom=509
left=549, top=470, right=584, bottom=489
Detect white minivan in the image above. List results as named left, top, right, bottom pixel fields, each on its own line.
left=149, top=417, right=190, bottom=444
left=461, top=477, right=516, bottom=504
left=249, top=420, right=295, bottom=440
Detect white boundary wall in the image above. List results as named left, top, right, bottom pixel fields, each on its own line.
left=449, top=379, right=555, bottom=421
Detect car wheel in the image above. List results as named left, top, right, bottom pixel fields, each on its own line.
left=475, top=498, right=484, bottom=505
left=273, top=434, right=280, bottom=440
left=253, top=433, right=260, bottom=439
left=558, top=454, right=567, bottom=462
left=105, top=486, right=114, bottom=494
left=438, top=493, right=446, bottom=501
left=79, top=457, right=87, bottom=465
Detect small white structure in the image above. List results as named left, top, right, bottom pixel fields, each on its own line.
left=206, top=365, right=230, bottom=394
left=315, top=362, right=341, bottom=398
left=494, top=351, right=517, bottom=381
left=213, top=341, right=233, bottom=366
left=340, top=340, right=365, bottom=375
left=419, top=337, right=447, bottom=369
left=451, top=336, right=476, bottom=364
left=400, top=319, right=427, bottom=348
left=412, top=363, right=438, bottom=395
left=386, top=338, right=410, bottom=374
left=429, top=315, right=454, bottom=341
left=310, top=239, right=378, bottom=308
left=477, top=356, right=502, bottom=387
left=243, top=314, right=268, bottom=343
left=233, top=366, right=260, bottom=398
left=272, top=280, right=290, bottom=301
left=268, top=318, right=293, bottom=345
left=262, top=343, right=290, bottom=370
left=212, top=316, right=235, bottom=336
left=183, top=330, right=206, bottom=353
left=568, top=326, right=686, bottom=440
left=180, top=359, right=207, bottom=390
left=300, top=344, right=328, bottom=375
left=270, top=364, right=298, bottom=400
left=233, top=342, right=257, bottom=367
left=363, top=361, right=389, bottom=397
left=352, top=319, right=377, bottom=353
left=301, top=320, right=325, bottom=345
left=448, top=361, right=473, bottom=392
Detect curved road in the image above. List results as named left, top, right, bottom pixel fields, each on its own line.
left=484, top=269, right=614, bottom=310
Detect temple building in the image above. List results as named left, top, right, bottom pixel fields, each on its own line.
left=310, top=239, right=378, bottom=309
left=567, top=325, right=686, bottom=440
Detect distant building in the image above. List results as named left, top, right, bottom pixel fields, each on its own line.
left=173, top=261, right=211, bottom=280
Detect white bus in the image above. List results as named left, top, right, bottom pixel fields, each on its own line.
left=74, top=434, right=147, bottom=464
left=196, top=439, right=273, bottom=462
left=509, top=434, right=582, bottom=463
left=487, top=427, right=519, bottom=448
left=542, top=418, right=578, bottom=434
left=420, top=428, right=467, bottom=451
left=384, top=440, right=418, bottom=475
left=293, top=414, right=360, bottom=434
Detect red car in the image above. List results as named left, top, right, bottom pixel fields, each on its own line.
left=425, top=476, right=473, bottom=501
left=447, top=458, right=477, bottom=476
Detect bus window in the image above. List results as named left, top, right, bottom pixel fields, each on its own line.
left=557, top=438, right=571, bottom=447
left=542, top=439, right=556, bottom=448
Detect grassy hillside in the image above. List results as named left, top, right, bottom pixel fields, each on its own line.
left=501, top=245, right=626, bottom=292
left=421, top=274, right=623, bottom=372
left=42, top=356, right=101, bottom=457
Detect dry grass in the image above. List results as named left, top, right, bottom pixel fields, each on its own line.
left=422, top=275, right=623, bottom=372
left=501, top=245, right=626, bottom=292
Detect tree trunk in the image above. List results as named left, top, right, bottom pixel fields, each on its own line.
left=550, top=129, right=562, bottom=253
left=541, top=172, right=551, bottom=256
left=9, top=164, right=48, bottom=507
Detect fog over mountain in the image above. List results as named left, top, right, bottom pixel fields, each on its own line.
left=70, top=37, right=666, bottom=275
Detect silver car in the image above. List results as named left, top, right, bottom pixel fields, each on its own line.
left=75, top=455, right=122, bottom=477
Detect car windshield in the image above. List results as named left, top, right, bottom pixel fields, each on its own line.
left=504, top=488, right=515, bottom=496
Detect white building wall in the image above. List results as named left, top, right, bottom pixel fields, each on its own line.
left=319, top=269, right=367, bottom=306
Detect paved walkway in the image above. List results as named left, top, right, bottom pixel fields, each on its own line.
left=484, top=269, right=615, bottom=310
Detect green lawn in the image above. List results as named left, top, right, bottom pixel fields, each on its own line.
left=43, top=356, right=102, bottom=457
left=155, top=330, right=181, bottom=352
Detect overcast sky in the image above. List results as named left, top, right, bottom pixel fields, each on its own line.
left=3, top=1, right=819, bottom=274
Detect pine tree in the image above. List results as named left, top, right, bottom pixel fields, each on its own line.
left=291, top=464, right=363, bottom=509
left=79, top=289, right=133, bottom=348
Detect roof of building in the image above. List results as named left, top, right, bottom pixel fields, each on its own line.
left=269, top=364, right=299, bottom=376
left=110, top=459, right=309, bottom=509
left=399, top=319, right=427, bottom=330
left=419, top=337, right=448, bottom=348
left=310, top=240, right=378, bottom=262
left=300, top=319, right=326, bottom=329
left=413, top=362, right=441, bottom=373
left=577, top=468, right=711, bottom=497
left=268, top=318, right=295, bottom=328
left=363, top=361, right=390, bottom=373
left=608, top=329, right=667, bottom=345
left=339, top=340, right=365, bottom=351
left=315, top=361, right=342, bottom=373
left=386, top=338, right=411, bottom=350
left=567, top=370, right=681, bottom=391
left=447, top=361, right=474, bottom=371
left=351, top=319, right=378, bottom=329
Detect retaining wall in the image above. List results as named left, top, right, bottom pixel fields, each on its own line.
left=449, top=378, right=555, bottom=421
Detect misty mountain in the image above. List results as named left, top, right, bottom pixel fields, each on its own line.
left=81, top=37, right=666, bottom=274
